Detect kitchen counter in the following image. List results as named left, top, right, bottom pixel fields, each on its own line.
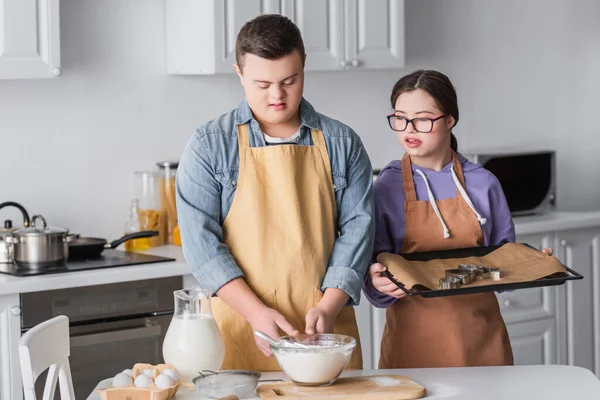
left=87, top=365, right=600, bottom=399
left=0, top=245, right=190, bottom=295
left=2, top=211, right=600, bottom=296
left=513, top=210, right=600, bottom=236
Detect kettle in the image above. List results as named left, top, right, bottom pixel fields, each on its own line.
left=0, top=202, right=30, bottom=264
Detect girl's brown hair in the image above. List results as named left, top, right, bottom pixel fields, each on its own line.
left=390, top=70, right=459, bottom=152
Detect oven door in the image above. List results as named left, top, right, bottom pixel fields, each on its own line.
left=34, top=313, right=172, bottom=400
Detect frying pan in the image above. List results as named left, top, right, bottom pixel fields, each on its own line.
left=68, top=231, right=159, bottom=259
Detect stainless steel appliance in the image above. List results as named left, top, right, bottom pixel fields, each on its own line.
left=0, top=201, right=30, bottom=264
left=462, top=148, right=556, bottom=216
left=20, top=276, right=182, bottom=399
left=7, top=215, right=73, bottom=268
left=0, top=249, right=175, bottom=277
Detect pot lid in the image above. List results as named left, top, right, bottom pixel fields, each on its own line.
left=13, top=215, right=68, bottom=237
left=157, top=161, right=179, bottom=169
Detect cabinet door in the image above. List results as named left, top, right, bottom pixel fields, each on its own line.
left=0, top=294, right=23, bottom=400
left=557, top=228, right=600, bottom=377
left=0, top=0, right=61, bottom=79
left=343, top=0, right=404, bottom=69
left=506, top=318, right=557, bottom=365
left=371, top=306, right=386, bottom=368
left=354, top=299, right=373, bottom=370
left=214, top=0, right=280, bottom=73
left=498, top=233, right=558, bottom=323
left=281, top=0, right=344, bottom=71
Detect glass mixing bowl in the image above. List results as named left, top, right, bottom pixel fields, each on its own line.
left=271, top=333, right=356, bottom=386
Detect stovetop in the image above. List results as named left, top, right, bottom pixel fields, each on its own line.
left=0, top=250, right=176, bottom=277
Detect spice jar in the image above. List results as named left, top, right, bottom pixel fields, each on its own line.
left=157, top=161, right=179, bottom=245
left=134, top=171, right=167, bottom=247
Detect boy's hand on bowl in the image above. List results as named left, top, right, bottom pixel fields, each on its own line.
left=305, top=306, right=335, bottom=335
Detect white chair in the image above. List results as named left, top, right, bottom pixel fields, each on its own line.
left=19, top=315, right=76, bottom=400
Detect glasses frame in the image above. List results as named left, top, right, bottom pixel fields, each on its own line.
left=387, top=114, right=446, bottom=133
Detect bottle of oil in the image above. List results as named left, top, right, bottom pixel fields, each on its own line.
left=124, top=199, right=150, bottom=252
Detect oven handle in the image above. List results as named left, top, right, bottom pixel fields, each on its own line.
left=70, top=324, right=162, bottom=348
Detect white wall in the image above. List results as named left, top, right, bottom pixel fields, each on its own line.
left=0, top=0, right=599, bottom=240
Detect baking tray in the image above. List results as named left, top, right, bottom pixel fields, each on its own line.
left=381, top=244, right=584, bottom=298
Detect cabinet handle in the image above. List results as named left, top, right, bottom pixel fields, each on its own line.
left=351, top=59, right=361, bottom=67
left=339, top=60, right=349, bottom=69
left=11, top=306, right=21, bottom=316
left=560, top=239, right=567, bottom=248
left=503, top=299, right=512, bottom=308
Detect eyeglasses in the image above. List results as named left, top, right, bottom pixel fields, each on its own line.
left=387, top=114, right=446, bottom=133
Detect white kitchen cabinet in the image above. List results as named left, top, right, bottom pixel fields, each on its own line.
left=281, top=0, right=404, bottom=71
left=0, top=294, right=23, bottom=400
left=165, top=0, right=405, bottom=74
left=498, top=233, right=558, bottom=324
left=354, top=295, right=373, bottom=369
left=557, top=227, right=600, bottom=377
left=371, top=306, right=385, bottom=368
left=166, top=0, right=280, bottom=75
left=0, top=0, right=61, bottom=80
left=505, top=317, right=557, bottom=366
left=343, top=0, right=405, bottom=70
left=280, top=0, right=344, bottom=71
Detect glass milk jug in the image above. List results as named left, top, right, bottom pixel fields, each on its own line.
left=162, top=287, right=226, bottom=381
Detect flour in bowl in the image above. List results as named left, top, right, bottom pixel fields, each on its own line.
left=273, top=350, right=350, bottom=384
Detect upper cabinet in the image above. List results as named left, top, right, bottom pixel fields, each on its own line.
left=165, top=0, right=405, bottom=75
left=166, top=0, right=280, bottom=75
left=342, top=0, right=405, bottom=70
left=0, top=0, right=61, bottom=80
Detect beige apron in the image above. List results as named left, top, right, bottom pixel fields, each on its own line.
left=378, top=152, right=513, bottom=368
left=212, top=124, right=363, bottom=371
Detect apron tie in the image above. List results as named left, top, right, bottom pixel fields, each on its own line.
left=451, top=165, right=488, bottom=226
left=414, top=164, right=488, bottom=240
left=415, top=169, right=450, bottom=239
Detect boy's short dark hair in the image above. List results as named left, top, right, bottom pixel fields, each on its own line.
left=235, top=14, right=305, bottom=69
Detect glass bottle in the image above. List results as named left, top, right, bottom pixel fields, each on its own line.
left=157, top=161, right=179, bottom=245
left=135, top=171, right=167, bottom=247
left=124, top=199, right=150, bottom=252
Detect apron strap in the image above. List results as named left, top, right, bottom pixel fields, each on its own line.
left=402, top=150, right=467, bottom=202
left=451, top=150, right=467, bottom=195
left=310, top=128, right=333, bottom=176
left=401, top=154, right=417, bottom=202
left=237, top=124, right=251, bottom=164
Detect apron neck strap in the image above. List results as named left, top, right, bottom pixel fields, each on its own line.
left=450, top=150, right=466, bottom=192
left=401, top=150, right=466, bottom=201
left=237, top=123, right=251, bottom=151
left=310, top=128, right=326, bottom=148
left=401, top=154, right=417, bottom=202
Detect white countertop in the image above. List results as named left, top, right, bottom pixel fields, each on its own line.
left=513, top=210, right=600, bottom=235
left=87, top=365, right=600, bottom=399
left=0, top=246, right=190, bottom=296
left=2, top=211, right=600, bottom=296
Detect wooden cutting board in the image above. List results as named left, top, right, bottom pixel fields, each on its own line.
left=257, top=375, right=426, bottom=399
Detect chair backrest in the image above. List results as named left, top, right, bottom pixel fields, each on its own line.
left=19, top=315, right=76, bottom=400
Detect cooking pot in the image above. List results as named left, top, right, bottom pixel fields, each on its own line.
left=6, top=215, right=73, bottom=269
left=0, top=202, right=30, bottom=264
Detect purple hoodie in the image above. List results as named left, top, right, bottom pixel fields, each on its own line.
left=363, top=153, right=516, bottom=308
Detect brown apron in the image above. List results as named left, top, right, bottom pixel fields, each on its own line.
left=378, top=152, right=513, bottom=368
left=211, top=124, right=363, bottom=371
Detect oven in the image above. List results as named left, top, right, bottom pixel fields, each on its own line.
left=20, top=276, right=182, bottom=399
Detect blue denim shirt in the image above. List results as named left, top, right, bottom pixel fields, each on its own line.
left=176, top=98, right=374, bottom=306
